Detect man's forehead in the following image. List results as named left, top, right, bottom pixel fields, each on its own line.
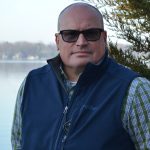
left=60, top=3, right=101, bottom=18
left=57, top=3, right=104, bottom=31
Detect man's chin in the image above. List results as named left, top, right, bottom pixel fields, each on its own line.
left=70, top=61, right=91, bottom=68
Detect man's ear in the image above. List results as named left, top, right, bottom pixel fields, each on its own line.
left=103, top=31, right=107, bottom=43
left=102, top=31, right=107, bottom=47
left=55, top=33, right=59, bottom=51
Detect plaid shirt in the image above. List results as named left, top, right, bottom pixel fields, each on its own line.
left=11, top=67, right=150, bottom=149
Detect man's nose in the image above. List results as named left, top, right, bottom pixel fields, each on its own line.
left=76, top=33, right=88, bottom=46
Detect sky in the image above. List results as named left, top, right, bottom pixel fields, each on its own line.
left=0, top=0, right=77, bottom=44
left=0, top=0, right=125, bottom=44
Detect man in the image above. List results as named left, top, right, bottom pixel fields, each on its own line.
left=11, top=2, right=150, bottom=150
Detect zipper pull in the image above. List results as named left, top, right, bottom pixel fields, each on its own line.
left=62, top=135, right=67, bottom=143
left=63, top=106, right=68, bottom=114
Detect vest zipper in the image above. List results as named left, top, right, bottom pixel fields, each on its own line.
left=53, top=105, right=68, bottom=150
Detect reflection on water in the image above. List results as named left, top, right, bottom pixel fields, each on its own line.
left=0, top=61, right=46, bottom=150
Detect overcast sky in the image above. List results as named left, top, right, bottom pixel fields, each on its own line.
left=0, top=0, right=76, bottom=44
left=0, top=0, right=125, bottom=45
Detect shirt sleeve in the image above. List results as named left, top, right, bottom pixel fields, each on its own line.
left=11, top=78, right=26, bottom=150
left=122, top=77, right=150, bottom=150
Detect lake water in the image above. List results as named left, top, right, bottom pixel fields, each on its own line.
left=0, top=61, right=46, bottom=150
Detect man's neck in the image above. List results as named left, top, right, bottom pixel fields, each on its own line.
left=63, top=65, right=84, bottom=82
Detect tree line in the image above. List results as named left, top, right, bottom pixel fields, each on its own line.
left=0, top=42, right=57, bottom=60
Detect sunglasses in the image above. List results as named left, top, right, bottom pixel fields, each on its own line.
left=59, top=28, right=104, bottom=43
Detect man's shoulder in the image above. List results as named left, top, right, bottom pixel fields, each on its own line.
left=27, top=64, right=51, bottom=78
left=108, top=58, right=139, bottom=80
left=130, top=77, right=150, bottom=91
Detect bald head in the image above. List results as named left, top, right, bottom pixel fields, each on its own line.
left=57, top=3, right=104, bottom=31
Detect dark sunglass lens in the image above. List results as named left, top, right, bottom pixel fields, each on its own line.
left=61, top=30, right=79, bottom=42
left=84, top=29, right=101, bottom=41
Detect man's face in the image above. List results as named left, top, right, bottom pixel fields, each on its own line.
left=55, top=6, right=107, bottom=69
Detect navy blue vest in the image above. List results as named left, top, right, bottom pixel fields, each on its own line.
left=21, top=55, right=138, bottom=150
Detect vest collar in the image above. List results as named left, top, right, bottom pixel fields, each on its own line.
left=47, top=48, right=109, bottom=82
